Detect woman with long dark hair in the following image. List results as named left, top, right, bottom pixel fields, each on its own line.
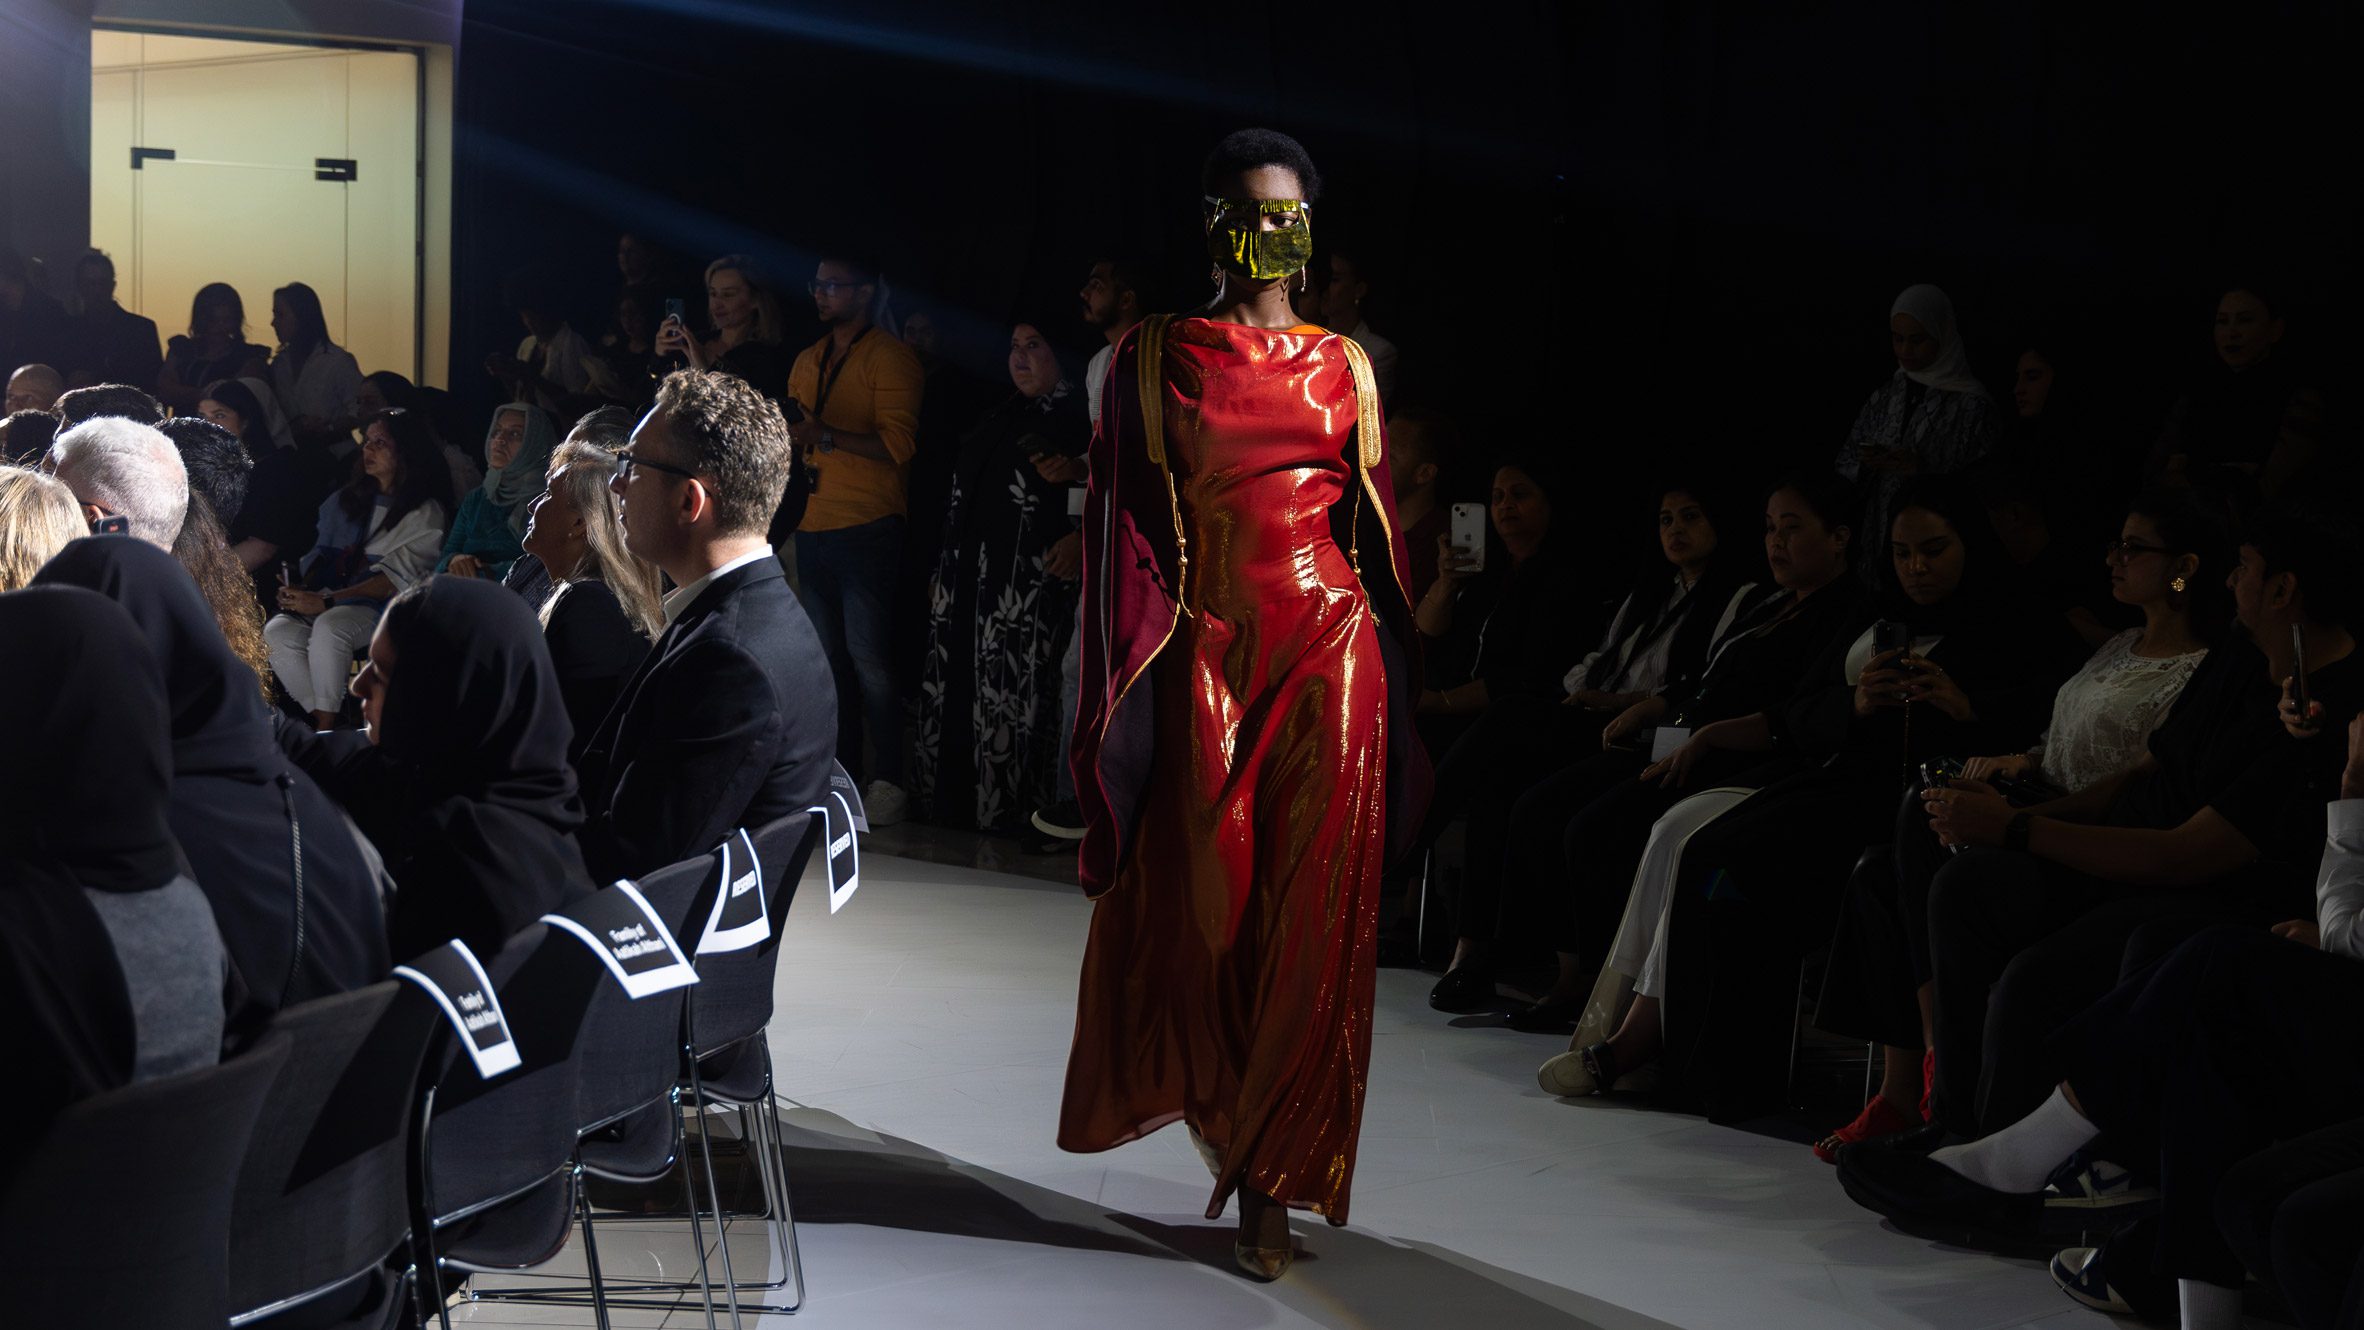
left=157, top=282, right=270, bottom=412
left=268, top=281, right=364, bottom=446
left=263, top=407, right=452, bottom=727
left=202, top=376, right=317, bottom=582
left=1059, top=129, right=1428, bottom=1278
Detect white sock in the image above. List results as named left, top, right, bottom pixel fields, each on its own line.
left=2177, top=1278, right=2242, bottom=1330
left=1928, top=1087, right=2098, bottom=1193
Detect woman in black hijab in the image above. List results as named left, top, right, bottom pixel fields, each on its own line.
left=280, top=573, right=594, bottom=961
left=0, top=587, right=231, bottom=1185
left=34, top=537, right=391, bottom=1015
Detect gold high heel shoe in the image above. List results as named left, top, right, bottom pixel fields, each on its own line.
left=1232, top=1239, right=1295, bottom=1281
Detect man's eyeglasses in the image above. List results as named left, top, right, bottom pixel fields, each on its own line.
left=808, top=279, right=866, bottom=296
left=615, top=449, right=698, bottom=483
left=2104, top=538, right=2173, bottom=563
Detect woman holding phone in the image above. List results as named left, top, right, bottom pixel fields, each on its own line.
left=653, top=255, right=791, bottom=402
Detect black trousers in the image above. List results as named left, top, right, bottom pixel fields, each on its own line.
left=2051, top=927, right=2364, bottom=1290
left=1427, top=698, right=1614, bottom=944
left=2218, top=1116, right=2364, bottom=1329
left=1658, top=763, right=1899, bottom=1122
left=1814, top=785, right=1941, bottom=1049
left=1924, top=848, right=2251, bottom=1137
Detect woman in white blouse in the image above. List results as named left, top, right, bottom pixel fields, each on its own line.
left=264, top=407, right=453, bottom=727
left=1806, top=488, right=2230, bottom=1160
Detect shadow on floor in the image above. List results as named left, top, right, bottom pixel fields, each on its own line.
left=759, top=1105, right=1684, bottom=1330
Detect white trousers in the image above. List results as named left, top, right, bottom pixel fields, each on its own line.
left=1607, top=786, right=1757, bottom=1000
left=265, top=606, right=379, bottom=714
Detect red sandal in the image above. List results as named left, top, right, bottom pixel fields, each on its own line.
left=1812, top=1093, right=1920, bottom=1163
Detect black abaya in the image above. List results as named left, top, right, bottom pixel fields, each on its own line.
left=35, top=537, right=390, bottom=1014
left=282, top=574, right=594, bottom=961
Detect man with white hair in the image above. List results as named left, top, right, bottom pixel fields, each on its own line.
left=45, top=416, right=190, bottom=550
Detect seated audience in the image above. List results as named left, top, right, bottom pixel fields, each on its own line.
left=265, top=407, right=454, bottom=728
left=56, top=381, right=165, bottom=426
left=0, top=587, right=229, bottom=1185
left=1903, top=496, right=2361, bottom=1141
left=45, top=414, right=188, bottom=548
left=59, top=250, right=162, bottom=391
left=1838, top=713, right=2364, bottom=1328
left=1455, top=477, right=1864, bottom=1016
left=201, top=377, right=318, bottom=581
left=356, top=369, right=480, bottom=493
left=1413, top=455, right=1595, bottom=759
left=521, top=441, right=661, bottom=758
left=576, top=369, right=837, bottom=882
left=156, top=282, right=271, bottom=413
left=0, top=408, right=58, bottom=465
left=914, top=318, right=1088, bottom=832
left=34, top=538, right=389, bottom=1017
left=1836, top=284, right=2000, bottom=585
left=502, top=405, right=636, bottom=614
left=1424, top=480, right=1761, bottom=1009
left=1811, top=489, right=2228, bottom=1159
left=268, top=281, right=364, bottom=447
left=0, top=466, right=84, bottom=589
left=435, top=402, right=555, bottom=581
left=280, top=576, right=593, bottom=961
left=1544, top=478, right=2077, bottom=1120
left=7, top=361, right=63, bottom=413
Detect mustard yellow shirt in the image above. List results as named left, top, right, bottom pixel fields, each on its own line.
left=787, top=328, right=923, bottom=532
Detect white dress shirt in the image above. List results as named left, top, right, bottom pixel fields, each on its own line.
left=660, top=547, right=776, bottom=627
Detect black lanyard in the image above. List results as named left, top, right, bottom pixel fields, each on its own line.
left=812, top=326, right=871, bottom=421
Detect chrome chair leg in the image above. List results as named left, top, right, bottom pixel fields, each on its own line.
left=572, top=1164, right=614, bottom=1330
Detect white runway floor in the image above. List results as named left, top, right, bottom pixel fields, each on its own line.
left=449, top=851, right=2136, bottom=1329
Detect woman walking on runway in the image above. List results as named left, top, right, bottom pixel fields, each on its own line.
left=1058, top=128, right=1429, bottom=1280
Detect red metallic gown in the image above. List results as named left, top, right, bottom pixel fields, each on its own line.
left=1058, top=315, right=1427, bottom=1225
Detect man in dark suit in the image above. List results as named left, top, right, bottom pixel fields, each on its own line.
left=577, top=369, right=837, bottom=883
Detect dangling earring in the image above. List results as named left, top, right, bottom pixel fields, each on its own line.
left=1295, top=269, right=1308, bottom=294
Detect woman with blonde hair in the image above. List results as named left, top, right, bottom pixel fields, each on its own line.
left=653, top=254, right=791, bottom=401
left=0, top=467, right=86, bottom=591
left=518, top=441, right=661, bottom=758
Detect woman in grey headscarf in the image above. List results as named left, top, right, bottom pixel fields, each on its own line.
left=1835, top=284, right=1999, bottom=584
left=433, top=401, right=556, bottom=581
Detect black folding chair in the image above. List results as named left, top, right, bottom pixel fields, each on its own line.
left=408, top=924, right=607, bottom=1329
left=556, top=812, right=824, bottom=1326
left=228, top=981, right=442, bottom=1327
left=464, top=866, right=723, bottom=1327
left=0, top=1032, right=292, bottom=1330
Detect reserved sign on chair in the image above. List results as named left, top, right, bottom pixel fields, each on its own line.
left=543, top=882, right=701, bottom=999
left=394, top=940, right=521, bottom=1078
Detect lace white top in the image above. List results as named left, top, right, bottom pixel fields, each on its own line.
left=2026, top=629, right=2207, bottom=792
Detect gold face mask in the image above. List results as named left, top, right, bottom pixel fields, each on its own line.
left=1203, top=196, right=1313, bottom=281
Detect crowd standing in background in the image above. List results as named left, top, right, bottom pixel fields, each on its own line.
left=2, top=121, right=2361, bottom=1322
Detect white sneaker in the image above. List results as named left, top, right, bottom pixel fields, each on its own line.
left=863, top=780, right=909, bottom=828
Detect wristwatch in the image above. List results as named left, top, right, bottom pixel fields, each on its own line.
left=2003, top=811, right=2033, bottom=853
left=817, top=429, right=836, bottom=455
